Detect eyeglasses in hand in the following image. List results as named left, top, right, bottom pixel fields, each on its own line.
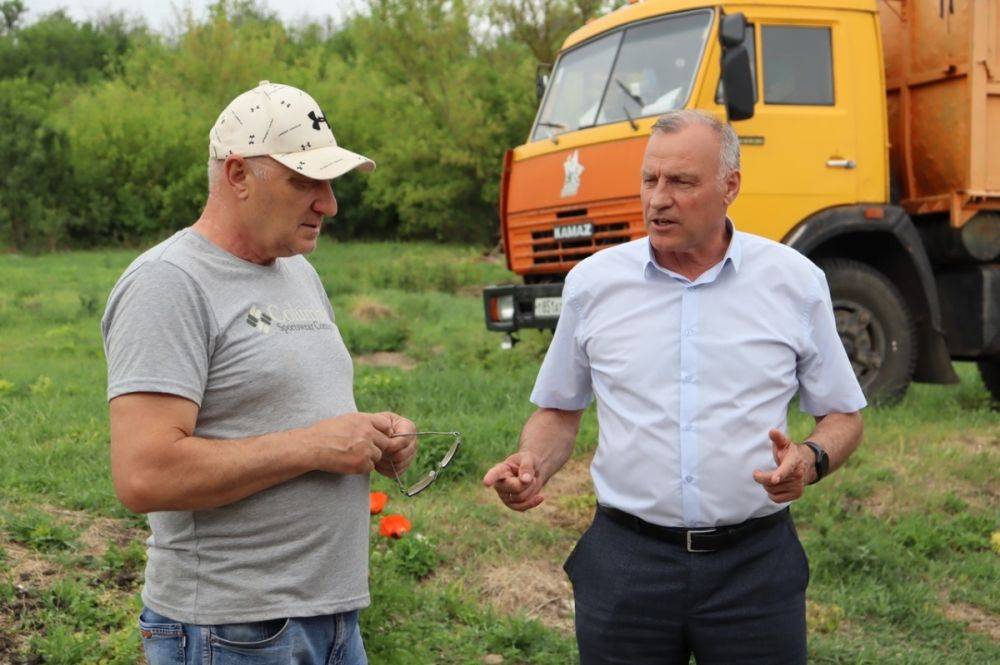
left=387, top=431, right=462, bottom=497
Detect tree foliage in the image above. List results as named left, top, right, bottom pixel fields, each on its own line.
left=0, top=0, right=620, bottom=250
left=0, top=0, right=25, bottom=34
left=0, top=9, right=146, bottom=85
left=488, top=0, right=616, bottom=64
left=0, top=78, right=73, bottom=250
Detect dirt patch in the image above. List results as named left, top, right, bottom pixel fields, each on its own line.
left=479, top=559, right=575, bottom=633
left=843, top=433, right=999, bottom=518
left=79, top=516, right=140, bottom=556
left=349, top=297, right=396, bottom=322
left=2, top=506, right=143, bottom=590
left=0, top=580, right=36, bottom=662
left=3, top=542, right=59, bottom=589
left=1, top=542, right=49, bottom=662
left=806, top=599, right=846, bottom=635
left=464, top=455, right=595, bottom=633
left=0, top=630, right=19, bottom=664
left=531, top=454, right=595, bottom=534
left=354, top=352, right=417, bottom=370
left=948, top=433, right=999, bottom=454
left=839, top=475, right=896, bottom=519
left=944, top=600, right=1000, bottom=641
left=32, top=505, right=141, bottom=557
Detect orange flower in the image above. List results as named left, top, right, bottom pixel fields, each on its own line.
left=369, top=492, right=388, bottom=515
left=379, top=514, right=412, bottom=538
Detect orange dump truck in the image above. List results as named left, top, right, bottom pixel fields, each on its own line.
left=483, top=0, right=1000, bottom=403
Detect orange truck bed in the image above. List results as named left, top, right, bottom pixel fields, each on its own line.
left=880, top=0, right=1000, bottom=226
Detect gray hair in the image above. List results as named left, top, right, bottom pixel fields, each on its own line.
left=207, top=156, right=274, bottom=193
left=651, top=110, right=740, bottom=182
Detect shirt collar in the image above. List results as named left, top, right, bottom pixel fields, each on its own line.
left=643, top=218, right=742, bottom=283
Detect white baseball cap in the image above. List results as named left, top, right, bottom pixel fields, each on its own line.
left=209, top=80, right=375, bottom=180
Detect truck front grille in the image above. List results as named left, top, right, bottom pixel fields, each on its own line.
left=530, top=222, right=630, bottom=265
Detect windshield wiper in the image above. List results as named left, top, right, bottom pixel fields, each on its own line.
left=615, top=78, right=644, bottom=108
left=537, top=120, right=566, bottom=144
left=622, top=105, right=638, bottom=131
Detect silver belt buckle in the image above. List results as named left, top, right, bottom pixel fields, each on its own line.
left=686, top=528, right=716, bottom=553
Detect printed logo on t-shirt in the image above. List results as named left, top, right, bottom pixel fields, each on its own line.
left=245, top=304, right=333, bottom=334
left=246, top=306, right=272, bottom=333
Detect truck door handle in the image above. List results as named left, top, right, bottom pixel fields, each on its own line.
left=826, top=158, right=856, bottom=169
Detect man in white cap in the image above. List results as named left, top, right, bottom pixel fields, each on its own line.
left=102, top=81, right=414, bottom=663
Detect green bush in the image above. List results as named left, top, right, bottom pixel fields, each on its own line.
left=0, top=78, right=74, bottom=251
left=0, top=8, right=144, bottom=86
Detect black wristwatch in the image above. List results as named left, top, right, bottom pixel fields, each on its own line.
left=802, top=440, right=829, bottom=484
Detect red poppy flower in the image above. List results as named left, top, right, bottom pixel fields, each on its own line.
left=379, top=514, right=412, bottom=538
left=369, top=492, right=388, bottom=515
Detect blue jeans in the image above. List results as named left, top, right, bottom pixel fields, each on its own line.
left=138, top=606, right=368, bottom=665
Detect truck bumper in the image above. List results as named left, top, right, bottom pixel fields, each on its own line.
left=483, top=283, right=564, bottom=332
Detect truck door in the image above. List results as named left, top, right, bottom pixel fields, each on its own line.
left=721, top=13, right=860, bottom=241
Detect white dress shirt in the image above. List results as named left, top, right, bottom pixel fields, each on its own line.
left=530, top=222, right=867, bottom=527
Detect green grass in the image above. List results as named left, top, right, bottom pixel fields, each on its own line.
left=0, top=239, right=997, bottom=663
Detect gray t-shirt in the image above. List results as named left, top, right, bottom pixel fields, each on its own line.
left=101, top=228, right=369, bottom=624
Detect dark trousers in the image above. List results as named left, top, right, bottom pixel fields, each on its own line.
left=564, top=507, right=809, bottom=665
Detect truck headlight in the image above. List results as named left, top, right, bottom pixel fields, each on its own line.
left=490, top=294, right=515, bottom=322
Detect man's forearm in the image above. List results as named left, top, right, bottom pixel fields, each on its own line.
left=110, top=393, right=388, bottom=513
left=519, top=407, right=583, bottom=485
left=804, top=411, right=863, bottom=481
left=117, top=427, right=319, bottom=513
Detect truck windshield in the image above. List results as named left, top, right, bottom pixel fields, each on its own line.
left=532, top=9, right=713, bottom=142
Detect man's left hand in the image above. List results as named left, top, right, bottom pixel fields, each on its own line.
left=372, top=412, right=418, bottom=478
left=752, top=429, right=815, bottom=503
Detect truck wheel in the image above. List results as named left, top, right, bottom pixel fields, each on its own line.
left=817, top=259, right=916, bottom=405
left=977, top=360, right=1000, bottom=407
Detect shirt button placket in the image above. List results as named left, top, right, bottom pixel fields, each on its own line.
left=678, top=285, right=700, bottom=525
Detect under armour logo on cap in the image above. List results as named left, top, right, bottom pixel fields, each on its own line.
left=308, top=110, right=327, bottom=131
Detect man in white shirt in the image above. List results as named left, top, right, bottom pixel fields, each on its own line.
left=483, top=110, right=865, bottom=664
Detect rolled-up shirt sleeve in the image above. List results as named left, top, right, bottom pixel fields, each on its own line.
left=530, top=271, right=593, bottom=410
left=796, top=269, right=868, bottom=415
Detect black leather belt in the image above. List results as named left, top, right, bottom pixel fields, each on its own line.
left=597, top=504, right=789, bottom=553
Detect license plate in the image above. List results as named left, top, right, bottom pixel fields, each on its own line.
left=534, top=297, right=562, bottom=318
left=553, top=222, right=593, bottom=240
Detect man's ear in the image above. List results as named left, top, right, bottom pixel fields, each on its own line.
left=722, top=170, right=741, bottom=206
left=224, top=156, right=251, bottom=200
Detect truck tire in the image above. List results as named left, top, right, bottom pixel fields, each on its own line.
left=817, top=258, right=917, bottom=405
left=977, top=360, right=1000, bottom=407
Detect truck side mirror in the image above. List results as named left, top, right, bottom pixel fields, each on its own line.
left=536, top=63, right=551, bottom=102
left=719, top=13, right=754, bottom=121
left=720, top=12, right=746, bottom=47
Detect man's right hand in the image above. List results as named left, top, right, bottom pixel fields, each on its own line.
left=483, top=452, right=545, bottom=511
left=307, top=412, right=397, bottom=475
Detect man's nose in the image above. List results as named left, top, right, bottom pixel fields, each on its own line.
left=312, top=181, right=337, bottom=217
left=649, top=181, right=674, bottom=210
